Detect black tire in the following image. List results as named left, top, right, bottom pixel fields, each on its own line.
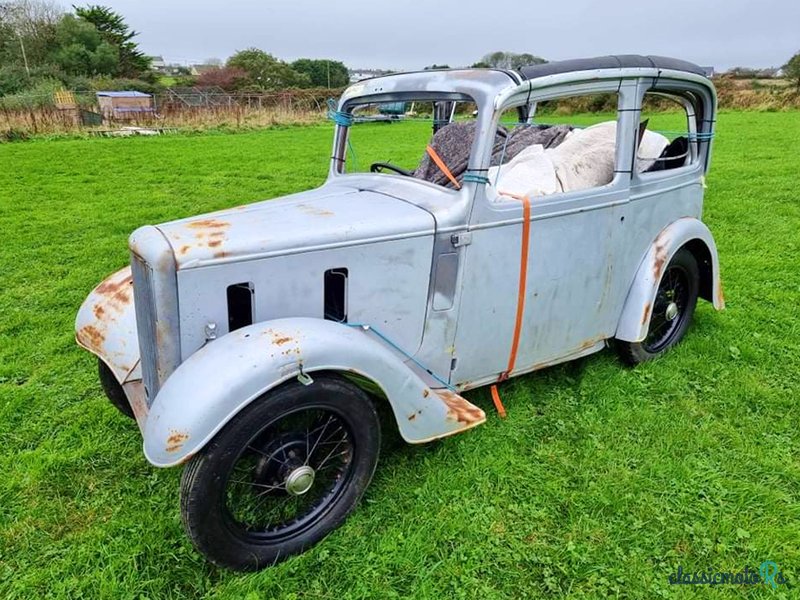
left=180, top=373, right=380, bottom=571
left=616, top=248, right=700, bottom=365
left=98, top=359, right=134, bottom=419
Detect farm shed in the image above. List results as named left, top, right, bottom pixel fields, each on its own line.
left=96, top=91, right=155, bottom=121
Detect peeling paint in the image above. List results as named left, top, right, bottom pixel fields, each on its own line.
left=652, top=229, right=671, bottom=282
left=165, top=430, right=189, bottom=453
left=437, top=389, right=485, bottom=426
left=77, top=324, right=105, bottom=349
left=187, top=219, right=229, bottom=230
left=641, top=301, right=652, bottom=325
left=297, top=203, right=334, bottom=217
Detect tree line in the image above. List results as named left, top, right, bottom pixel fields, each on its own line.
left=1, top=0, right=798, bottom=100
left=0, top=1, right=353, bottom=98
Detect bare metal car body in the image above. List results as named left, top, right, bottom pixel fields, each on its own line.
left=76, top=56, right=722, bottom=470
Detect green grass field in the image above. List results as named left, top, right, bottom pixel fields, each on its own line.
left=1, top=113, right=799, bottom=599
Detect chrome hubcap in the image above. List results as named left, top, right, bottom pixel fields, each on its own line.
left=285, top=465, right=315, bottom=496
left=665, top=301, right=679, bottom=321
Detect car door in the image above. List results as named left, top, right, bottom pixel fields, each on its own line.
left=450, top=79, right=640, bottom=387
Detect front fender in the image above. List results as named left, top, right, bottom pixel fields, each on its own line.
left=143, top=317, right=485, bottom=467
left=75, top=266, right=141, bottom=384
left=616, top=217, right=724, bottom=343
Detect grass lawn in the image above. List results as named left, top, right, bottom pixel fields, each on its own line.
left=1, top=113, right=799, bottom=599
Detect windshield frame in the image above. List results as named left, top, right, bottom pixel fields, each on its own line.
left=327, top=70, right=519, bottom=186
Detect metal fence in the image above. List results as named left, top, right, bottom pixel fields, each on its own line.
left=0, top=88, right=344, bottom=136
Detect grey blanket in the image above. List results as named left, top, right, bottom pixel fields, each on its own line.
left=414, top=122, right=572, bottom=188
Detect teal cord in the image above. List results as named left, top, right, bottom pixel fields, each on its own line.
left=327, top=98, right=357, bottom=170
left=654, top=130, right=715, bottom=141
left=326, top=98, right=354, bottom=127
left=345, top=322, right=455, bottom=391
left=463, top=173, right=490, bottom=184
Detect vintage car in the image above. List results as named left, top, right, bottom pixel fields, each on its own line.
left=75, top=55, right=723, bottom=570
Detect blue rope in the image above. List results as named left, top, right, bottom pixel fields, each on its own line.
left=326, top=98, right=354, bottom=127
left=653, top=130, right=715, bottom=141
left=345, top=322, right=455, bottom=391
left=327, top=98, right=358, bottom=170
left=463, top=172, right=490, bottom=184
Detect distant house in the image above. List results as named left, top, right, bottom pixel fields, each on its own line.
left=701, top=66, right=715, bottom=78
left=190, top=64, right=218, bottom=77
left=96, top=91, right=155, bottom=121
left=149, top=56, right=189, bottom=76
left=149, top=55, right=167, bottom=70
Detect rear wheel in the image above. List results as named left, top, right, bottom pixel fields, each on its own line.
left=616, top=248, right=700, bottom=365
left=180, top=374, right=380, bottom=571
left=98, top=359, right=134, bottom=419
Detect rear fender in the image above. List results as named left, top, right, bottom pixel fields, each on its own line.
left=615, top=217, right=724, bottom=343
left=143, top=317, right=485, bottom=467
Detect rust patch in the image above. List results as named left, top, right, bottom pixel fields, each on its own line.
left=422, top=388, right=430, bottom=398
left=92, top=304, right=105, bottom=319
left=270, top=331, right=294, bottom=346
left=77, top=324, right=105, bottom=349
left=95, top=273, right=133, bottom=296
left=641, top=301, right=652, bottom=325
left=408, top=412, right=417, bottom=421
left=110, top=288, right=130, bottom=306
left=652, top=229, right=671, bottom=282
left=578, top=336, right=604, bottom=351
left=165, top=431, right=189, bottom=453
left=297, top=203, right=334, bottom=217
left=187, top=219, right=229, bottom=230
left=125, top=381, right=148, bottom=424
left=180, top=219, right=231, bottom=259
left=437, top=390, right=485, bottom=426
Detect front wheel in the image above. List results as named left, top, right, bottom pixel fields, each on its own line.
left=180, top=374, right=380, bottom=571
left=98, top=359, right=134, bottom=419
left=615, top=248, right=700, bottom=365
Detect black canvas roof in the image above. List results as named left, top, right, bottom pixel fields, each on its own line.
left=518, top=55, right=706, bottom=80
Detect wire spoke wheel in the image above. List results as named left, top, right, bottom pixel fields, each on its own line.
left=614, top=248, right=700, bottom=365
left=223, top=408, right=354, bottom=541
left=180, top=374, right=381, bottom=571
left=643, top=264, right=690, bottom=353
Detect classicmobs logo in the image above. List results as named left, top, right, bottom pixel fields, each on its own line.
left=668, top=561, right=788, bottom=588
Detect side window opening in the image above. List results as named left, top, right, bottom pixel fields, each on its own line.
left=227, top=283, right=254, bottom=332
left=636, top=93, right=698, bottom=174
left=324, top=268, right=348, bottom=323
left=490, top=92, right=620, bottom=200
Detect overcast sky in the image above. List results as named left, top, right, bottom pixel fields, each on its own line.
left=75, top=0, right=798, bottom=71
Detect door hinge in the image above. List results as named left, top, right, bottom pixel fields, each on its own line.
left=450, top=232, right=472, bottom=248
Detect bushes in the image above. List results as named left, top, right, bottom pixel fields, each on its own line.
left=0, top=78, right=64, bottom=109
left=88, top=77, right=163, bottom=94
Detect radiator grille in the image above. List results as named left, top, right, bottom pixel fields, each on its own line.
left=131, top=253, right=159, bottom=403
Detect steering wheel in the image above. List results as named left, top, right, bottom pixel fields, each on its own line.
left=370, top=162, right=413, bottom=177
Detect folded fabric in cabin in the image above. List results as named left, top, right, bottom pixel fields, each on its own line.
left=414, top=122, right=573, bottom=188
left=495, top=124, right=573, bottom=164
left=490, top=121, right=669, bottom=199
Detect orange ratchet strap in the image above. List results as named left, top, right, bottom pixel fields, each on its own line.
left=426, top=145, right=461, bottom=189
left=490, top=192, right=532, bottom=418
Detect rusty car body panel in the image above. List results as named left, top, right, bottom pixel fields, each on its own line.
left=76, top=57, right=722, bottom=467
left=143, top=318, right=485, bottom=467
